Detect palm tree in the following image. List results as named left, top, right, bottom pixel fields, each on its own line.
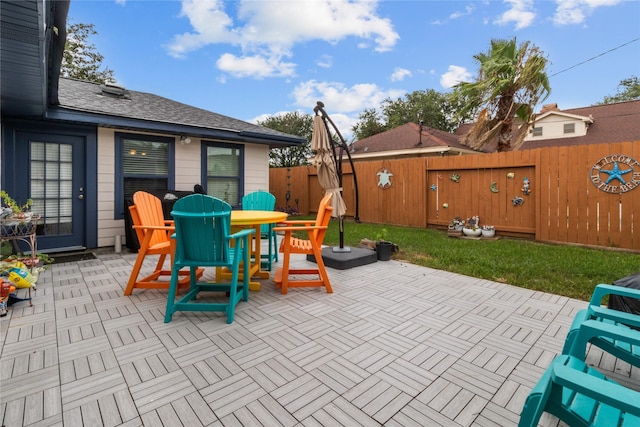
left=453, top=38, right=551, bottom=152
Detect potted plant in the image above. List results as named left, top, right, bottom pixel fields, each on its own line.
left=481, top=225, right=495, bottom=238
left=462, top=215, right=482, bottom=237
left=0, top=191, right=37, bottom=237
left=447, top=216, right=464, bottom=237
left=0, top=190, right=33, bottom=219
left=375, top=228, right=393, bottom=261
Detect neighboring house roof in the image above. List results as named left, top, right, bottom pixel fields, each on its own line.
left=454, top=100, right=640, bottom=151
left=45, top=78, right=304, bottom=147
left=523, top=100, right=640, bottom=149
left=348, top=122, right=479, bottom=160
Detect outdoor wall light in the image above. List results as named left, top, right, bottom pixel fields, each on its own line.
left=180, top=136, right=192, bottom=145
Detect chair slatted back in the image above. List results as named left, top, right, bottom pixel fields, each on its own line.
left=171, top=194, right=232, bottom=267
left=242, top=191, right=276, bottom=235
left=313, top=193, right=334, bottom=243
left=132, top=191, right=169, bottom=248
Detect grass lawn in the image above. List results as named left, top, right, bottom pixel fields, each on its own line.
left=314, top=217, right=639, bottom=301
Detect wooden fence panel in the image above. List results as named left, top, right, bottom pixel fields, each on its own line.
left=269, top=141, right=640, bottom=251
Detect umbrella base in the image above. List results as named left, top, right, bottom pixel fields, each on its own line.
left=307, top=246, right=377, bottom=270
left=331, top=246, right=351, bottom=253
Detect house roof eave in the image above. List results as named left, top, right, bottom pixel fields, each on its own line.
left=45, top=107, right=305, bottom=146
left=348, top=146, right=478, bottom=160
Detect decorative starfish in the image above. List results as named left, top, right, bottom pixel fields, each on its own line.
left=600, top=161, right=632, bottom=185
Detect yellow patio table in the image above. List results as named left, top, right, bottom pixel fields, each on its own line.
left=217, top=210, right=288, bottom=291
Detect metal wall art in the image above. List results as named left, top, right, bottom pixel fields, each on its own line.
left=450, top=172, right=460, bottom=183
left=522, top=177, right=531, bottom=195
left=376, top=168, right=393, bottom=189
left=590, top=154, right=640, bottom=194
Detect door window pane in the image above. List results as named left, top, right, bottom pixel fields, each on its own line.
left=30, top=141, right=73, bottom=237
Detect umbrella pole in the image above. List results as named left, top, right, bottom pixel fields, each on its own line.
left=314, top=101, right=360, bottom=252
left=332, top=216, right=350, bottom=253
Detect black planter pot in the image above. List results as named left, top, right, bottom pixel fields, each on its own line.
left=375, top=241, right=393, bottom=261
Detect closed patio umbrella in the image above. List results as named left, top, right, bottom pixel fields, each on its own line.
left=311, top=115, right=347, bottom=219
left=311, top=102, right=360, bottom=252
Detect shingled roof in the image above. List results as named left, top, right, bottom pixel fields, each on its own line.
left=46, top=78, right=305, bottom=147
left=524, top=99, right=640, bottom=149
left=454, top=100, right=640, bottom=151
left=349, top=122, right=478, bottom=159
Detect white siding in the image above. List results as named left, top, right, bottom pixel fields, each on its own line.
left=95, top=129, right=271, bottom=249
left=524, top=115, right=589, bottom=141
left=243, top=143, right=271, bottom=194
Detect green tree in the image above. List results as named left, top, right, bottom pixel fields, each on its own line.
left=351, top=108, right=387, bottom=140
left=351, top=89, right=464, bottom=140
left=452, top=38, right=551, bottom=152
left=598, top=76, right=640, bottom=104
left=258, top=112, right=314, bottom=167
left=61, top=22, right=115, bottom=84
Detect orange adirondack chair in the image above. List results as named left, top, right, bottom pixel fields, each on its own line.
left=273, top=193, right=333, bottom=294
left=124, top=191, right=203, bottom=295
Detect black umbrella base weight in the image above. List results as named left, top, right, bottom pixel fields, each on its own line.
left=307, top=246, right=378, bottom=270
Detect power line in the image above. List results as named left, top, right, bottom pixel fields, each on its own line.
left=549, top=37, right=640, bottom=78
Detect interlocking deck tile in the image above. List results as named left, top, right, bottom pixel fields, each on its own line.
left=4, top=251, right=627, bottom=427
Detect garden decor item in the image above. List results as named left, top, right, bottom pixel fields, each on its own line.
left=481, top=225, right=496, bottom=238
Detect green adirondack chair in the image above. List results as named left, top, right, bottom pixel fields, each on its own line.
left=519, top=354, right=640, bottom=426
left=164, top=194, right=253, bottom=324
left=241, top=190, right=278, bottom=271
left=562, top=284, right=640, bottom=367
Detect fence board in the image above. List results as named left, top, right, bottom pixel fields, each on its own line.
left=269, top=142, right=640, bottom=251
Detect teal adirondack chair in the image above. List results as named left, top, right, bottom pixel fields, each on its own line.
left=164, top=194, right=253, bottom=324
left=519, top=354, right=640, bottom=426
left=242, top=190, right=278, bottom=271
left=562, top=284, right=640, bottom=367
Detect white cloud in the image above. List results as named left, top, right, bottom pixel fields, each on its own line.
left=553, top=0, right=621, bottom=25
left=390, top=68, right=412, bottom=82
left=440, top=65, right=473, bottom=89
left=216, top=53, right=296, bottom=78
left=316, top=55, right=333, bottom=69
left=292, top=80, right=405, bottom=114
left=166, top=0, right=399, bottom=79
left=494, top=0, right=536, bottom=29
left=450, top=5, right=475, bottom=20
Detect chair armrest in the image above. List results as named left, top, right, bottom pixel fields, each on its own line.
left=276, top=219, right=315, bottom=227
left=566, top=318, right=640, bottom=359
left=228, top=228, right=255, bottom=240
left=589, top=306, right=640, bottom=328
left=164, top=220, right=174, bottom=226
left=590, top=283, right=640, bottom=305
left=552, top=355, right=640, bottom=417
left=132, top=225, right=175, bottom=231
left=274, top=225, right=327, bottom=232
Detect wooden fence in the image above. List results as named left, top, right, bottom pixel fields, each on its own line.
left=269, top=141, right=640, bottom=251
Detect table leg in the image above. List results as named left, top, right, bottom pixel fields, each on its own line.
left=219, top=224, right=266, bottom=290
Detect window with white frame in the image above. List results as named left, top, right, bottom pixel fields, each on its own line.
left=202, top=142, right=244, bottom=208
left=532, top=126, right=543, bottom=137
left=564, top=123, right=575, bottom=134
left=115, top=133, right=174, bottom=218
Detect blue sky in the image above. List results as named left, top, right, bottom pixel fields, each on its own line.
left=68, top=0, right=640, bottom=141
